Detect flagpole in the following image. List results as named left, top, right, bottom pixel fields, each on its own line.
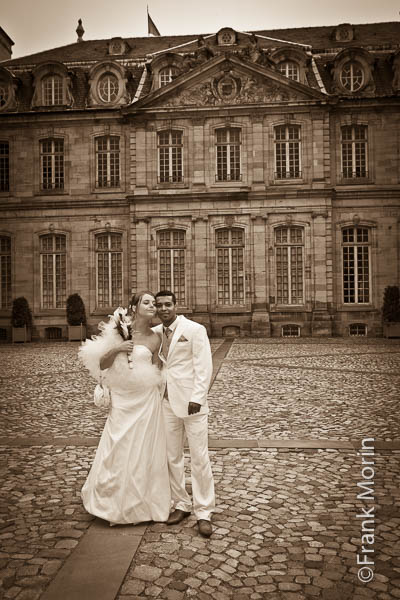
left=147, top=7, right=161, bottom=37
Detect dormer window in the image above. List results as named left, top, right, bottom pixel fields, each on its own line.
left=159, top=67, right=179, bottom=87
left=87, top=62, right=130, bottom=107
left=0, top=83, right=9, bottom=108
left=271, top=48, right=307, bottom=85
left=334, top=23, right=354, bottom=42
left=31, top=62, right=73, bottom=109
left=108, top=38, right=127, bottom=56
left=341, top=61, right=364, bottom=92
left=0, top=68, right=17, bottom=112
left=98, top=73, right=119, bottom=103
left=43, top=75, right=63, bottom=106
left=278, top=61, right=299, bottom=82
left=217, top=28, right=236, bottom=46
left=331, top=48, right=374, bottom=95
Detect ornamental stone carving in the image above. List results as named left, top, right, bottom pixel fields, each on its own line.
left=164, top=74, right=299, bottom=106
left=240, top=34, right=274, bottom=69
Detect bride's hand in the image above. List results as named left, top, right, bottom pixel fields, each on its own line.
left=119, top=340, right=134, bottom=354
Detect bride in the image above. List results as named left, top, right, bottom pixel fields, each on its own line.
left=79, top=291, right=171, bottom=525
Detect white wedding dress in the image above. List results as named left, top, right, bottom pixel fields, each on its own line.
left=80, top=332, right=171, bottom=525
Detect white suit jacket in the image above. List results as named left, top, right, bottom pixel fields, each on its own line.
left=153, top=315, right=213, bottom=418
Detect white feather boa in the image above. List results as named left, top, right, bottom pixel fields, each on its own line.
left=78, top=318, right=162, bottom=394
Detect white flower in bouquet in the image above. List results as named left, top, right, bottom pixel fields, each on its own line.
left=110, top=306, right=135, bottom=368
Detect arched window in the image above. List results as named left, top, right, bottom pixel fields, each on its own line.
left=216, top=227, right=245, bottom=305
left=159, top=67, right=179, bottom=87
left=157, top=230, right=186, bottom=305
left=96, top=232, right=123, bottom=308
left=274, top=125, right=301, bottom=179
left=98, top=73, right=119, bottom=103
left=340, top=61, right=364, bottom=92
left=215, top=128, right=241, bottom=182
left=42, top=75, right=63, bottom=106
left=342, top=227, right=371, bottom=304
left=275, top=226, right=304, bottom=305
left=341, top=125, right=368, bottom=179
left=40, top=138, right=64, bottom=190
left=0, top=235, right=11, bottom=309
left=40, top=234, right=66, bottom=309
left=95, top=136, right=120, bottom=188
left=157, top=131, right=183, bottom=183
left=278, top=61, right=299, bottom=81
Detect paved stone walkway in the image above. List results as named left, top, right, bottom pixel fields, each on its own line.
left=0, top=338, right=399, bottom=600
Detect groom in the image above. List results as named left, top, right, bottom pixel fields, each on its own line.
left=154, top=290, right=215, bottom=537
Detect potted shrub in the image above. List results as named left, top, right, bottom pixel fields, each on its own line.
left=66, top=293, right=87, bottom=341
left=382, top=285, right=400, bottom=338
left=11, top=296, right=33, bottom=342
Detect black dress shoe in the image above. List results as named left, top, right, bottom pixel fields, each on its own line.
left=166, top=509, right=191, bottom=525
left=197, top=519, right=212, bottom=537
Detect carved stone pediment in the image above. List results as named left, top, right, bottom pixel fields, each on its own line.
left=162, top=72, right=309, bottom=107
left=124, top=54, right=324, bottom=115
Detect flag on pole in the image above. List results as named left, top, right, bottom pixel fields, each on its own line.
left=147, top=8, right=161, bottom=36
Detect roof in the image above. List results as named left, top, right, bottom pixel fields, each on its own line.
left=2, top=21, right=400, bottom=68
left=1, top=21, right=399, bottom=112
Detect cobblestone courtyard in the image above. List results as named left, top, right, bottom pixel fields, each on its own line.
left=0, top=338, right=399, bottom=600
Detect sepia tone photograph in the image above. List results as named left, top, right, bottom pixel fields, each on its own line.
left=0, top=0, right=399, bottom=598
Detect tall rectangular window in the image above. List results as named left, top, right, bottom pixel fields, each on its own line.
left=341, top=125, right=368, bottom=178
left=0, top=142, right=9, bottom=192
left=96, top=232, right=123, bottom=307
left=216, top=228, right=245, bottom=305
left=342, top=227, right=370, bottom=303
left=40, top=234, right=66, bottom=309
left=157, top=230, right=186, bottom=305
left=158, top=130, right=183, bottom=183
left=0, top=236, right=11, bottom=309
left=275, top=226, right=304, bottom=304
left=216, top=128, right=241, bottom=182
left=40, top=138, right=64, bottom=190
left=96, top=136, right=120, bottom=188
left=274, top=125, right=301, bottom=179
left=42, top=75, right=63, bottom=106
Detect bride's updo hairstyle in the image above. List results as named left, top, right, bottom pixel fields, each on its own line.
left=129, top=290, right=155, bottom=312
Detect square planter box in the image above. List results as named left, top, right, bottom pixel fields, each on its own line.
left=68, top=325, right=86, bottom=341
left=383, top=322, right=400, bottom=339
left=12, top=326, right=31, bottom=343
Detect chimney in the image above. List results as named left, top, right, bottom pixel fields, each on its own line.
left=0, top=27, right=14, bottom=61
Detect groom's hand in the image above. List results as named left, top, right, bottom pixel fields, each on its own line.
left=188, top=402, right=201, bottom=415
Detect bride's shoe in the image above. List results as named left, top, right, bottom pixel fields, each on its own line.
left=109, top=522, right=117, bottom=527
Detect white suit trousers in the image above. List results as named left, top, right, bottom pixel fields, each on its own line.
left=163, top=399, right=215, bottom=520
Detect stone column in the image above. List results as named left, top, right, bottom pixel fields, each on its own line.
left=192, top=119, right=205, bottom=187
left=134, top=123, right=147, bottom=193
left=251, top=215, right=270, bottom=336
left=311, top=210, right=332, bottom=336
left=129, top=213, right=137, bottom=294
left=251, top=118, right=264, bottom=186
left=191, top=216, right=210, bottom=331
left=134, top=217, right=150, bottom=290
left=311, top=112, right=327, bottom=183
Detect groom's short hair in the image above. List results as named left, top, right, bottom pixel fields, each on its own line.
left=155, top=290, right=177, bottom=305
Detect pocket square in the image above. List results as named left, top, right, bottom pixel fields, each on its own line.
left=178, top=335, right=188, bottom=342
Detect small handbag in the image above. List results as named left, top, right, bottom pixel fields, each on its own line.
left=93, top=374, right=111, bottom=408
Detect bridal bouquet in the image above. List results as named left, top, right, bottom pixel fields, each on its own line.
left=110, top=307, right=134, bottom=368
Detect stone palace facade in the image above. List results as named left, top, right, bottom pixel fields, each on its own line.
left=0, top=21, right=400, bottom=339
